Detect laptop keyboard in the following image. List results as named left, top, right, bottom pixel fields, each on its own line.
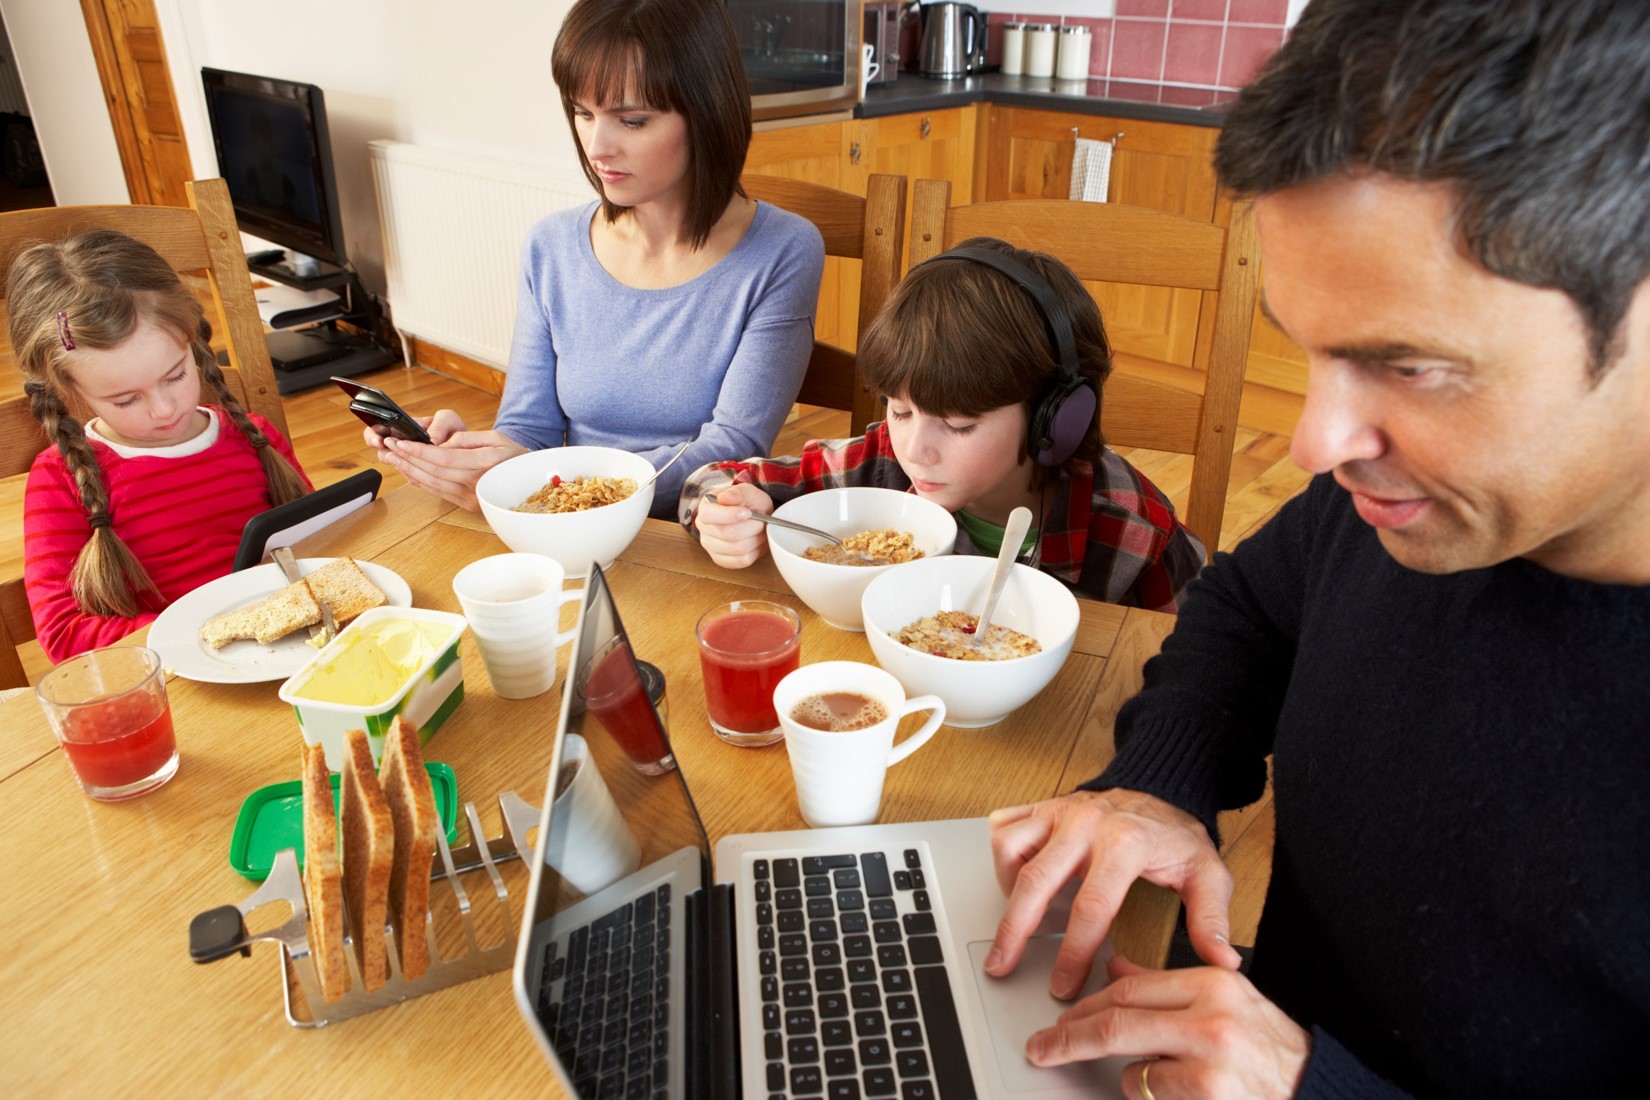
left=537, top=884, right=673, bottom=1100
left=752, top=848, right=975, bottom=1100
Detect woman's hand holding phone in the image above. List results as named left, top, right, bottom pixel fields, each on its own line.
left=368, top=408, right=527, bottom=511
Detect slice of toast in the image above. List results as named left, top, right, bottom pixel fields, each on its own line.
left=340, top=728, right=396, bottom=992
left=305, top=557, right=388, bottom=625
left=199, top=578, right=322, bottom=649
left=379, top=716, right=439, bottom=980
left=301, top=741, right=350, bottom=1003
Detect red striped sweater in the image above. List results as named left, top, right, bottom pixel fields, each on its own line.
left=23, top=408, right=311, bottom=663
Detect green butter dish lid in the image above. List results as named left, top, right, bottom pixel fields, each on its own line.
left=228, top=762, right=459, bottom=881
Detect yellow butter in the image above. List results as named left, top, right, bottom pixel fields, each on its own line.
left=292, top=618, right=454, bottom=707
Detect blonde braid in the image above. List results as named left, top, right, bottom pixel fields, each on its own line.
left=193, top=327, right=308, bottom=505
left=24, top=378, right=162, bottom=619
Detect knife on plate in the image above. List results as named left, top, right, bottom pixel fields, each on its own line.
left=270, top=545, right=338, bottom=644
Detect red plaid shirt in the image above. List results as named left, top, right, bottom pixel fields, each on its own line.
left=679, top=421, right=1205, bottom=611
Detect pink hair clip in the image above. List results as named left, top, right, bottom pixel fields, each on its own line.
left=55, top=311, right=76, bottom=351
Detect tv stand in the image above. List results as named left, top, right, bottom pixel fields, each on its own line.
left=265, top=323, right=396, bottom=393
left=247, top=256, right=398, bottom=393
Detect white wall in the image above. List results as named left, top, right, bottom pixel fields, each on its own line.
left=0, top=0, right=129, bottom=205
left=5, top=0, right=580, bottom=296
left=162, top=0, right=579, bottom=295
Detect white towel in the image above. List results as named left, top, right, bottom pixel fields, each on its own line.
left=1069, top=137, right=1112, bottom=203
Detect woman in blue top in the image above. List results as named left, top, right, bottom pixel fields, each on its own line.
left=370, top=0, right=825, bottom=517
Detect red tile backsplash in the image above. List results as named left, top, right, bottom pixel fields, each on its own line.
left=1111, top=19, right=1167, bottom=81
left=1163, top=21, right=1223, bottom=85
left=1173, top=0, right=1230, bottom=22
left=982, top=4, right=1285, bottom=91
left=1227, top=0, right=1288, bottom=24
left=1218, top=23, right=1284, bottom=87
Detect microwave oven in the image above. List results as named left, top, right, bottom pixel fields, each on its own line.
left=729, top=0, right=862, bottom=122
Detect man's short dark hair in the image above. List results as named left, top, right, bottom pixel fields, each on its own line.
left=552, top=0, right=751, bottom=250
left=1215, top=0, right=1650, bottom=375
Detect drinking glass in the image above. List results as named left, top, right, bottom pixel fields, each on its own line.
left=695, top=600, right=802, bottom=747
left=35, top=645, right=178, bottom=800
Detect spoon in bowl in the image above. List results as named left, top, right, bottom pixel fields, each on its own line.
left=970, top=506, right=1033, bottom=650
left=745, top=511, right=885, bottom=567
left=638, top=441, right=693, bottom=492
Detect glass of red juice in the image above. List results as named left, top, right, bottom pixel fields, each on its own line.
left=578, top=635, right=675, bottom=775
left=695, top=601, right=802, bottom=747
left=35, top=645, right=178, bottom=800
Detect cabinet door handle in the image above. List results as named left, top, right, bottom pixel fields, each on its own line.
left=850, top=141, right=862, bottom=166
left=920, top=116, right=932, bottom=140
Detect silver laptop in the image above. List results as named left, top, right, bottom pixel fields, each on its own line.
left=512, top=564, right=1129, bottom=1098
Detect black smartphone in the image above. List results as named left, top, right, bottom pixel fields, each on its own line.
left=331, top=376, right=433, bottom=445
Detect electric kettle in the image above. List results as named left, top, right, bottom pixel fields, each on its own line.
left=914, top=2, right=987, bottom=78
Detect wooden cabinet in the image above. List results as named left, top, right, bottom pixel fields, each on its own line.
left=749, top=106, right=979, bottom=350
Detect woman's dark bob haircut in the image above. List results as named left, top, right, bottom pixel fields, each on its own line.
left=551, top=0, right=751, bottom=249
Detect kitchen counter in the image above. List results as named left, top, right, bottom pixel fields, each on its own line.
left=856, top=72, right=1231, bottom=128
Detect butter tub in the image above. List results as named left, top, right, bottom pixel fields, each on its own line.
left=277, top=606, right=470, bottom=770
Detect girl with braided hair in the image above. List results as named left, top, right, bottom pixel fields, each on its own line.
left=11, top=228, right=312, bottom=663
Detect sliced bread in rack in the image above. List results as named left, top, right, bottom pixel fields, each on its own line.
left=340, top=728, right=396, bottom=992
left=301, top=741, right=350, bottom=1003
left=380, top=716, right=440, bottom=980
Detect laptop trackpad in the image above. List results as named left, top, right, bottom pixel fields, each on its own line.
left=966, top=938, right=1128, bottom=1096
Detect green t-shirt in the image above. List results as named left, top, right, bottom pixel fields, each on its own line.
left=956, top=509, right=1038, bottom=558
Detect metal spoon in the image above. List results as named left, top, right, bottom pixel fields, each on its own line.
left=970, top=506, right=1033, bottom=649
left=744, top=511, right=885, bottom=566
left=638, top=441, right=693, bottom=492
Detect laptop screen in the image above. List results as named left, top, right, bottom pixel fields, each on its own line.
left=513, top=563, right=723, bottom=1098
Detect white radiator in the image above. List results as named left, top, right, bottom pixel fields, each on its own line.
left=369, top=140, right=592, bottom=369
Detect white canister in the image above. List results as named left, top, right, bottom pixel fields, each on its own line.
left=1000, top=22, right=1027, bottom=76
left=1024, top=23, right=1058, bottom=79
left=1056, top=25, right=1093, bottom=81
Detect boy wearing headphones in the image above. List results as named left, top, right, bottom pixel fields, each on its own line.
left=680, top=237, right=1206, bottom=612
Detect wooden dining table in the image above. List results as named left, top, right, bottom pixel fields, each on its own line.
left=0, top=484, right=1189, bottom=1097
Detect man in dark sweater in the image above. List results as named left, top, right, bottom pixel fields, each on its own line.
left=982, top=1, right=1650, bottom=1097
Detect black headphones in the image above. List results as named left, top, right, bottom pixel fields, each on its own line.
left=916, top=246, right=1098, bottom=467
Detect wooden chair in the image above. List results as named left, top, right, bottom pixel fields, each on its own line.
left=0, top=177, right=282, bottom=687
left=741, top=173, right=907, bottom=436
left=906, top=179, right=1260, bottom=553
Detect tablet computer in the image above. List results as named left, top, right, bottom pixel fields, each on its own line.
left=233, top=469, right=383, bottom=572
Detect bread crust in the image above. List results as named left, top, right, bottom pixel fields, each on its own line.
left=306, top=557, right=389, bottom=624
left=340, top=728, right=396, bottom=991
left=199, top=579, right=321, bottom=649
left=380, top=716, right=439, bottom=980
left=301, top=742, right=350, bottom=1003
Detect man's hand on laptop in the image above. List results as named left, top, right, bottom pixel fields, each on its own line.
left=1026, top=953, right=1310, bottom=1099
left=984, top=789, right=1242, bottom=998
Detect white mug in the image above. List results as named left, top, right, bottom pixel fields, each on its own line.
left=542, top=733, right=642, bottom=895
left=774, top=661, right=945, bottom=828
left=452, top=553, right=580, bottom=699
left=861, top=42, right=880, bottom=96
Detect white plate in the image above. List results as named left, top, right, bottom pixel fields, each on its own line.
left=147, top=559, right=414, bottom=684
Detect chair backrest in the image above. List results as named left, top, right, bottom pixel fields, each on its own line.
left=0, top=178, right=280, bottom=687
left=906, top=178, right=1259, bottom=552
left=740, top=173, right=907, bottom=436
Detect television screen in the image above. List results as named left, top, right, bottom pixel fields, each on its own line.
left=201, top=67, right=345, bottom=266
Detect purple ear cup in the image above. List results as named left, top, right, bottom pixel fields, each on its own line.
left=915, top=245, right=1099, bottom=468
left=1032, top=378, right=1097, bottom=467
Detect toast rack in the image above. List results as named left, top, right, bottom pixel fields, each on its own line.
left=189, top=790, right=541, bottom=1027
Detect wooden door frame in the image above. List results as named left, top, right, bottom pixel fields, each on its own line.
left=79, top=0, right=189, bottom=206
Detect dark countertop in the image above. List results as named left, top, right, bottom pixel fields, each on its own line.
left=855, top=72, right=1231, bottom=128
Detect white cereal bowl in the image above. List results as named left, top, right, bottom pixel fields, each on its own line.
left=476, top=446, right=656, bottom=578
left=766, top=488, right=957, bottom=631
left=860, top=555, right=1079, bottom=727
